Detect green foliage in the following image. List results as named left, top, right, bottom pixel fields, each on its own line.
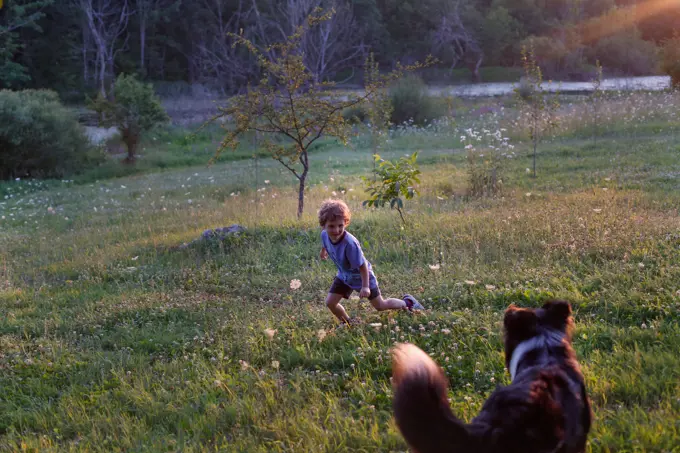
left=589, top=30, right=659, bottom=77
left=0, top=0, right=52, bottom=88
left=660, top=35, right=680, bottom=89
left=362, top=152, right=421, bottom=224
left=389, top=74, right=445, bottom=126
left=89, top=74, right=169, bottom=162
left=0, top=89, right=96, bottom=179
left=341, top=105, right=368, bottom=125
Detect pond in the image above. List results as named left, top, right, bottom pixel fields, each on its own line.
left=430, top=75, right=671, bottom=97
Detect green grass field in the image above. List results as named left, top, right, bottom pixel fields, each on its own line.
left=1, top=91, right=680, bottom=452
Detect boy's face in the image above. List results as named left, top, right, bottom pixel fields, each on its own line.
left=324, top=217, right=346, bottom=241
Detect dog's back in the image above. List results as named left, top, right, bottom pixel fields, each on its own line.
left=392, top=301, right=591, bottom=453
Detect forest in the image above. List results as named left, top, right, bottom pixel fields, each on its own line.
left=1, top=0, right=679, bottom=99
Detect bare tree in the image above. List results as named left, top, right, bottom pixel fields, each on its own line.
left=250, top=0, right=366, bottom=82
left=136, top=0, right=179, bottom=77
left=430, top=1, right=483, bottom=82
left=78, top=0, right=134, bottom=95
left=193, top=0, right=258, bottom=93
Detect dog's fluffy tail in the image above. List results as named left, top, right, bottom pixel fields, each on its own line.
left=392, top=343, right=475, bottom=453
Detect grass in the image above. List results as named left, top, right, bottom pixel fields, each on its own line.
left=1, top=91, right=680, bottom=451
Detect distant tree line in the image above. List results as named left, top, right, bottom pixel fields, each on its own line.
left=1, top=0, right=679, bottom=98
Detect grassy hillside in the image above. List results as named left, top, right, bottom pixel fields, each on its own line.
left=1, top=91, right=679, bottom=452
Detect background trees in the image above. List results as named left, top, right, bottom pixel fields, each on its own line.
left=0, top=0, right=678, bottom=96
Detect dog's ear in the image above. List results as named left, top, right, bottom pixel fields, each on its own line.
left=504, top=305, right=538, bottom=337
left=541, top=300, right=572, bottom=331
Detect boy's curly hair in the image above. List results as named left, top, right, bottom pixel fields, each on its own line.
left=318, top=199, right=351, bottom=227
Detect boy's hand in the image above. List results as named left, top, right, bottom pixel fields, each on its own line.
left=360, top=287, right=371, bottom=298
left=320, top=248, right=328, bottom=260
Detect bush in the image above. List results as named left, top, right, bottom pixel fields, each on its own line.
left=0, top=89, right=96, bottom=180
left=342, top=104, right=368, bottom=124
left=389, top=75, right=446, bottom=126
left=89, top=74, right=169, bottom=163
left=589, top=32, right=658, bottom=76
left=661, top=36, right=680, bottom=89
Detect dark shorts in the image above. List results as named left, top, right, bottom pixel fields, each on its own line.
left=329, top=277, right=381, bottom=300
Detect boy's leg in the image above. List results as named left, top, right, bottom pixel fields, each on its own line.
left=369, top=291, right=424, bottom=312
left=368, top=294, right=407, bottom=311
left=326, top=292, right=351, bottom=323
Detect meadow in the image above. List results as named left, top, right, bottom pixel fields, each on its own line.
left=1, top=90, right=680, bottom=452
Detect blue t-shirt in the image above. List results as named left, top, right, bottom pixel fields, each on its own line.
left=321, top=230, right=378, bottom=290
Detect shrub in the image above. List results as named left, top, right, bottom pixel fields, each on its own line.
left=589, top=32, right=658, bottom=76
left=660, top=36, right=680, bottom=89
left=362, top=152, right=421, bottom=224
left=0, top=89, right=96, bottom=180
left=341, top=104, right=368, bottom=124
left=388, top=75, right=446, bottom=126
left=89, top=74, right=169, bottom=163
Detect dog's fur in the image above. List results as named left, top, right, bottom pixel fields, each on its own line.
left=391, top=300, right=591, bottom=453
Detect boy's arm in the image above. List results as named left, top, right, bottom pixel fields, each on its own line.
left=320, top=247, right=328, bottom=260
left=359, top=263, right=370, bottom=298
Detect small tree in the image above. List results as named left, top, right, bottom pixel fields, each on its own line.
left=364, top=52, right=393, bottom=179
left=362, top=152, right=421, bottom=225
left=589, top=60, right=604, bottom=145
left=89, top=73, right=169, bottom=163
left=515, top=44, right=560, bottom=178
left=201, top=8, right=433, bottom=219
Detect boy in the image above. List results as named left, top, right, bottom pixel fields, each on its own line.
left=318, top=199, right=424, bottom=325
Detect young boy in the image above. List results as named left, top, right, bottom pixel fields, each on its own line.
left=318, top=199, right=424, bottom=325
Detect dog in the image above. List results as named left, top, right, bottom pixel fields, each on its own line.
left=391, top=300, right=591, bottom=453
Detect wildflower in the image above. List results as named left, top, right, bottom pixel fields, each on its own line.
left=638, top=263, right=645, bottom=269
left=641, top=323, right=648, bottom=329
left=264, top=328, right=277, bottom=340
left=131, top=256, right=139, bottom=261
left=239, top=360, right=250, bottom=370
left=593, top=209, right=602, bottom=213
left=214, top=379, right=222, bottom=387
left=429, top=264, right=441, bottom=271
left=264, top=180, right=270, bottom=184
left=441, top=328, right=451, bottom=335
left=464, top=280, right=476, bottom=286
left=369, top=323, right=382, bottom=329
left=332, top=191, right=337, bottom=196
left=525, top=192, right=532, bottom=197
left=525, top=168, right=531, bottom=174
left=317, top=329, right=327, bottom=341
left=485, top=284, right=496, bottom=291
left=290, top=279, right=302, bottom=290
left=271, top=360, right=280, bottom=370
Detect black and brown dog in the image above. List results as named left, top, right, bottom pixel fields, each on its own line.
left=391, top=300, right=591, bottom=453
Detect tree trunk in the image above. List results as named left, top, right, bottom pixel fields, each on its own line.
left=140, top=19, right=146, bottom=76
left=297, top=170, right=307, bottom=219
left=123, top=130, right=138, bottom=163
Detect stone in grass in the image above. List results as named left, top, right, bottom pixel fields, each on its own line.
left=179, top=224, right=245, bottom=249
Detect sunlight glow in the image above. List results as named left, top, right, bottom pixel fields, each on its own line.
left=579, top=0, right=679, bottom=44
